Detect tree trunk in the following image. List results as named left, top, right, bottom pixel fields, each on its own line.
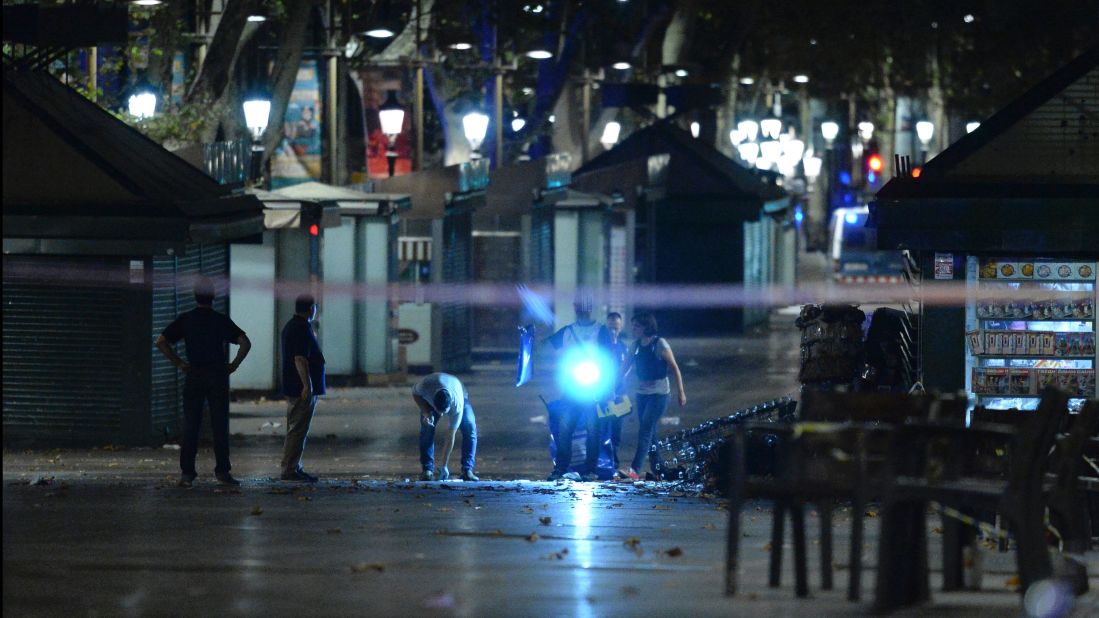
left=261, top=0, right=318, bottom=162
left=186, top=0, right=261, bottom=114
left=717, top=53, right=741, bottom=156
left=926, top=47, right=946, bottom=157
left=876, top=51, right=897, bottom=180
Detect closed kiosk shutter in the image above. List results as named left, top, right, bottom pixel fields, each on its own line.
left=530, top=207, right=553, bottom=284
left=472, top=234, right=520, bottom=351
left=150, top=243, right=230, bottom=437
left=441, top=210, right=472, bottom=372
left=3, top=256, right=127, bottom=443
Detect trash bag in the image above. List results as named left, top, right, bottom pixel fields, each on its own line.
left=544, top=398, right=616, bottom=479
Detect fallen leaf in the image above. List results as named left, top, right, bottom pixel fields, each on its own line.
left=526, top=533, right=540, bottom=542
left=932, top=527, right=943, bottom=534
left=653, top=505, right=672, bottom=510
left=539, top=516, right=552, bottom=526
left=762, top=542, right=773, bottom=552
left=327, top=528, right=342, bottom=534
left=1005, top=575, right=1021, bottom=591
left=437, top=507, right=452, bottom=512
left=250, top=506, right=263, bottom=516
left=665, top=547, right=683, bottom=557
left=297, top=496, right=312, bottom=501
left=350, top=562, right=385, bottom=573
left=701, top=523, right=717, bottom=530
left=864, top=509, right=879, bottom=518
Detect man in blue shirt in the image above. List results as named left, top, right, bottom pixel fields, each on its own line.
left=280, top=294, right=326, bottom=482
left=156, top=276, right=251, bottom=488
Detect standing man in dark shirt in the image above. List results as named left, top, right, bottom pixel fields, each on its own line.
left=156, top=276, right=251, bottom=488
left=280, top=293, right=326, bottom=482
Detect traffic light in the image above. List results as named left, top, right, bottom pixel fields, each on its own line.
left=863, top=139, right=883, bottom=187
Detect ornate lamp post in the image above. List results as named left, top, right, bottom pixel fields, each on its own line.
left=379, top=90, right=406, bottom=177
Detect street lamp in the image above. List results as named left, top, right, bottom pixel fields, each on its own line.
left=857, top=121, right=874, bottom=142
left=760, top=118, right=782, bottom=140
left=600, top=121, right=621, bottom=150
left=916, top=120, right=934, bottom=163
left=759, top=140, right=782, bottom=170
left=820, top=121, right=839, bottom=147
left=802, top=154, right=822, bottom=180
left=690, top=121, right=700, bottom=138
left=966, top=121, right=981, bottom=134
left=127, top=79, right=157, bottom=119
left=242, top=87, right=271, bottom=185
left=379, top=90, right=405, bottom=178
left=737, top=143, right=760, bottom=166
left=729, top=128, right=746, bottom=146
left=463, top=111, right=489, bottom=159
left=737, top=120, right=759, bottom=143
left=242, top=89, right=272, bottom=141
left=511, top=117, right=526, bottom=132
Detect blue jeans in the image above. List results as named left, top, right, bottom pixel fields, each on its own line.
left=419, top=401, right=477, bottom=473
left=554, top=399, right=600, bottom=475
left=631, top=393, right=669, bottom=473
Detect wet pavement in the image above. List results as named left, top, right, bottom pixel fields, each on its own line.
left=5, top=252, right=1099, bottom=615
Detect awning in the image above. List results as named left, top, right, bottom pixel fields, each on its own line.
left=3, top=70, right=264, bottom=254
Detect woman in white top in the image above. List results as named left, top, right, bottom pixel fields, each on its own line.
left=620, top=312, right=686, bottom=480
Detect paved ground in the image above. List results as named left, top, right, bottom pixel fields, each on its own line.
left=5, top=252, right=1098, bottom=616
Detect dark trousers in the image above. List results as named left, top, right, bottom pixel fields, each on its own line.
left=282, top=396, right=318, bottom=474
left=631, top=393, right=669, bottom=473
left=180, top=367, right=231, bottom=477
left=554, top=400, right=599, bottom=475
left=419, top=401, right=477, bottom=473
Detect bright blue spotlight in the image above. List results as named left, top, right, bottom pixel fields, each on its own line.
left=839, top=170, right=852, bottom=185
left=794, top=206, right=804, bottom=225
left=557, top=346, right=615, bottom=401
left=844, top=212, right=859, bottom=225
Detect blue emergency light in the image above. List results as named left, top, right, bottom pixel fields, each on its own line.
left=556, top=346, right=615, bottom=401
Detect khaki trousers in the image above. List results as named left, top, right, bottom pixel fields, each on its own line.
left=282, top=396, right=318, bottom=474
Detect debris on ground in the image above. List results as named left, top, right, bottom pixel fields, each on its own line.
left=665, top=547, right=684, bottom=557
left=525, top=533, right=540, bottom=542
left=539, top=516, right=552, bottom=525
left=421, top=592, right=456, bottom=610
left=250, top=506, right=263, bottom=516
left=350, top=562, right=385, bottom=573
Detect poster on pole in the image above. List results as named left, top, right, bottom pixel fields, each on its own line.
left=270, top=61, right=323, bottom=189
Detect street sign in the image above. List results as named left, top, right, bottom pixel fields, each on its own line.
left=398, top=328, right=419, bottom=344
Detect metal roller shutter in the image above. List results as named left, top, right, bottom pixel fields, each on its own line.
left=2, top=256, right=127, bottom=442
left=530, top=208, right=553, bottom=284
left=441, top=211, right=472, bottom=372
left=149, top=243, right=230, bottom=437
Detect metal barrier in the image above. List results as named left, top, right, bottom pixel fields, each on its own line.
left=650, top=397, right=797, bottom=482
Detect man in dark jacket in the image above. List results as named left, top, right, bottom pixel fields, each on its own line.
left=280, top=293, right=326, bottom=482
left=156, top=276, right=251, bottom=488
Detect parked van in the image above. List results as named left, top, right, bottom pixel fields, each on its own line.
left=829, top=206, right=905, bottom=284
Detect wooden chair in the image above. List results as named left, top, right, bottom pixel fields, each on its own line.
left=724, top=391, right=956, bottom=601
left=872, top=388, right=1069, bottom=611
left=1047, top=400, right=1099, bottom=555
